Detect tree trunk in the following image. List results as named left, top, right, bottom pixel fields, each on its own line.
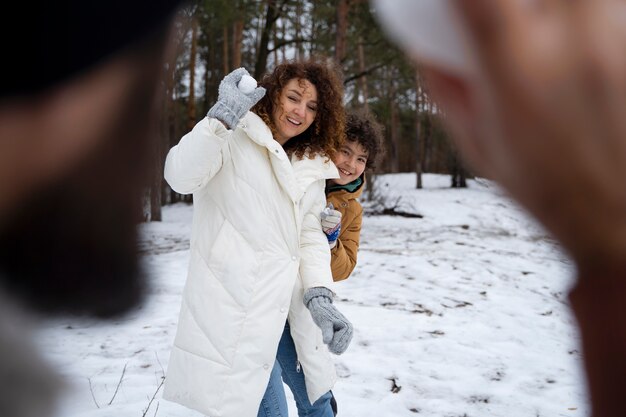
left=166, top=51, right=178, bottom=205
left=357, top=37, right=369, bottom=110
left=150, top=123, right=163, bottom=221
left=295, top=2, right=304, bottom=60
left=415, top=70, right=423, bottom=189
left=423, top=111, right=432, bottom=172
left=187, top=16, right=198, bottom=132
left=203, top=31, right=219, bottom=112
left=450, top=150, right=468, bottom=188
left=281, top=15, right=287, bottom=61
left=255, top=0, right=279, bottom=78
left=310, top=1, right=317, bottom=55
left=155, top=44, right=178, bottom=214
left=366, top=172, right=375, bottom=202
left=203, top=56, right=211, bottom=116
left=148, top=71, right=168, bottom=221
left=334, top=0, right=349, bottom=63
left=389, top=71, right=400, bottom=173
left=222, top=25, right=230, bottom=74
left=273, top=23, right=280, bottom=64
left=232, top=19, right=244, bottom=69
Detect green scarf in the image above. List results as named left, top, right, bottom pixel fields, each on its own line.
left=326, top=176, right=363, bottom=195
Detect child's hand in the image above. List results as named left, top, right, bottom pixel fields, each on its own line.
left=321, top=203, right=341, bottom=248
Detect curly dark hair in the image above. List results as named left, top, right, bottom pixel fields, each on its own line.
left=345, top=109, right=386, bottom=171
left=251, top=58, right=346, bottom=160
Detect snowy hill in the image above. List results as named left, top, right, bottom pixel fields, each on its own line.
left=37, top=173, right=589, bottom=417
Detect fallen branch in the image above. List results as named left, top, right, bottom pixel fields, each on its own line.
left=108, top=362, right=128, bottom=406
left=380, top=207, right=423, bottom=218
left=87, top=377, right=100, bottom=408
left=142, top=376, right=165, bottom=417
left=154, top=352, right=164, bottom=376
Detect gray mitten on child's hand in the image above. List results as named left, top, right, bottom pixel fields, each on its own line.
left=303, top=287, right=353, bottom=354
left=207, top=67, right=266, bottom=129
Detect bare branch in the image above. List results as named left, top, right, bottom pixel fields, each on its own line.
left=268, top=38, right=309, bottom=53
left=107, top=362, right=128, bottom=406
left=154, top=352, right=165, bottom=376
left=344, top=64, right=387, bottom=85
left=87, top=377, right=100, bottom=409
left=142, top=377, right=166, bottom=417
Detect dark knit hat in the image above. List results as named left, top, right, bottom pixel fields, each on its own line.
left=2, top=0, right=184, bottom=98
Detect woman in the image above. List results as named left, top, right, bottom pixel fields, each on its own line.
left=162, top=60, right=353, bottom=417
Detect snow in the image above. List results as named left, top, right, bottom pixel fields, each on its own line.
left=36, top=173, right=589, bottom=417
left=238, top=74, right=258, bottom=94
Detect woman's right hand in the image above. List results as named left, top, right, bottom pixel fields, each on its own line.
left=206, top=68, right=266, bottom=129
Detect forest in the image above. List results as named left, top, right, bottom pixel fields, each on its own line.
left=149, top=0, right=470, bottom=221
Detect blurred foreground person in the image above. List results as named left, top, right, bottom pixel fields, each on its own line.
left=373, top=0, right=626, bottom=416
left=0, top=2, right=183, bottom=416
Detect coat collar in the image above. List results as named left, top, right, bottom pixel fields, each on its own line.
left=286, top=151, right=339, bottom=203
left=238, top=112, right=339, bottom=202
left=290, top=151, right=339, bottom=184
left=238, top=111, right=282, bottom=155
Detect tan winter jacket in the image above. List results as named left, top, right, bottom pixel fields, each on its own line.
left=326, top=176, right=364, bottom=281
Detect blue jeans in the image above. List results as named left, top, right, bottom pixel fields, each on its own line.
left=257, top=322, right=334, bottom=417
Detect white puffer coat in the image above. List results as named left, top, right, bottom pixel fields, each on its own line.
left=162, top=112, right=340, bottom=417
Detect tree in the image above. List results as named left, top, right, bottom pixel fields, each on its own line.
left=152, top=0, right=471, bottom=217
left=187, top=16, right=199, bottom=131
left=335, top=0, right=349, bottom=63
left=415, top=70, right=423, bottom=189
left=254, top=0, right=281, bottom=78
left=232, top=16, right=244, bottom=69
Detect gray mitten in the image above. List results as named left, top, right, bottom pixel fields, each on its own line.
left=303, top=287, right=353, bottom=355
left=207, top=67, right=266, bottom=129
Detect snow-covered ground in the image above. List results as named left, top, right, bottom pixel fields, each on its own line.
left=37, top=173, right=589, bottom=417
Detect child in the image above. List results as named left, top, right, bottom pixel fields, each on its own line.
left=322, top=109, right=385, bottom=282
left=320, top=109, right=385, bottom=415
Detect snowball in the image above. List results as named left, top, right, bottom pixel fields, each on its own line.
left=238, top=75, right=257, bottom=94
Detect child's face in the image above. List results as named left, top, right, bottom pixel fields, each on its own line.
left=330, top=139, right=368, bottom=185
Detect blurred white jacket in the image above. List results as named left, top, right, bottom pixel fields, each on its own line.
left=162, top=112, right=339, bottom=417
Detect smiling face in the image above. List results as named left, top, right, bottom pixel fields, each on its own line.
left=330, top=139, right=369, bottom=186
left=271, top=78, right=318, bottom=145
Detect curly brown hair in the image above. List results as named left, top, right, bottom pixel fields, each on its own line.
left=251, top=58, right=346, bottom=160
left=345, top=109, right=386, bottom=172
